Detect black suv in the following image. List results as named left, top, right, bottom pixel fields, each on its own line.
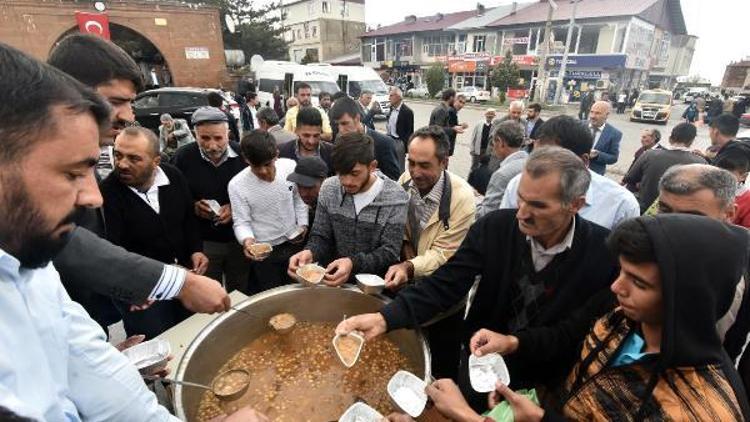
left=133, top=87, right=240, bottom=133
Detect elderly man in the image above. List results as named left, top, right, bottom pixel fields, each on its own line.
left=158, top=113, right=194, bottom=159
left=500, top=115, right=639, bottom=230
left=386, top=125, right=476, bottom=378
left=650, top=164, right=750, bottom=367
left=386, top=87, right=414, bottom=173
left=470, top=108, right=496, bottom=170
left=477, top=121, right=529, bottom=218
left=338, top=147, right=618, bottom=410
left=624, top=128, right=662, bottom=192
left=491, top=100, right=524, bottom=129
left=256, top=107, right=296, bottom=145
left=623, top=123, right=706, bottom=212
left=357, top=90, right=379, bottom=130
left=588, top=100, right=623, bottom=175
left=283, top=82, right=333, bottom=141
left=102, top=127, right=207, bottom=339
left=171, top=107, right=249, bottom=293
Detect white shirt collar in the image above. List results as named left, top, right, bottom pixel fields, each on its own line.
left=526, top=217, right=575, bottom=271
left=589, top=122, right=607, bottom=132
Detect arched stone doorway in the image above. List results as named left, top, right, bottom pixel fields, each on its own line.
left=53, top=23, right=173, bottom=88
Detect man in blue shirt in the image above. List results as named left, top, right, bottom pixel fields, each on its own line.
left=0, top=42, right=262, bottom=421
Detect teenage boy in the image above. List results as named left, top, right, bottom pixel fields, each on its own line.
left=229, top=130, right=308, bottom=293
left=288, top=132, right=408, bottom=285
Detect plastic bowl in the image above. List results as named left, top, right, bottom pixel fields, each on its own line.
left=387, top=370, right=428, bottom=417
left=121, top=338, right=171, bottom=375
left=355, top=273, right=385, bottom=295
left=338, top=402, right=384, bottom=422
left=249, top=242, right=273, bottom=259
left=468, top=353, right=510, bottom=392
left=332, top=332, right=365, bottom=368
left=296, top=264, right=326, bottom=287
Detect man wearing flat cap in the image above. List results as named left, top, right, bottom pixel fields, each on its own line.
left=171, top=107, right=250, bottom=293
left=287, top=156, right=329, bottom=235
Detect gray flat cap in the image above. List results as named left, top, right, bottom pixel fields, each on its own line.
left=191, top=106, right=228, bottom=126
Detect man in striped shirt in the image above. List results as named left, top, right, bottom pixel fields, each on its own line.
left=229, top=130, right=309, bottom=293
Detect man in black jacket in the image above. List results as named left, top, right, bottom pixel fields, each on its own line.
left=386, top=87, right=414, bottom=172
left=429, top=88, right=465, bottom=157
left=172, top=107, right=249, bottom=293
left=329, top=97, right=401, bottom=180
left=338, top=146, right=618, bottom=409
left=278, top=106, right=334, bottom=173
left=102, top=127, right=207, bottom=339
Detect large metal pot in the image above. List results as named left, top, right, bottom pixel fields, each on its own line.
left=173, top=285, right=431, bottom=420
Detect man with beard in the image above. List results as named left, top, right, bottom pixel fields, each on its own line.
left=101, top=127, right=207, bottom=339
left=171, top=107, right=249, bottom=293
left=337, top=147, right=618, bottom=410
left=429, top=88, right=465, bottom=157
left=288, top=132, right=408, bottom=286
left=328, top=96, right=401, bottom=180
left=279, top=106, right=334, bottom=172
left=47, top=34, right=229, bottom=332
left=283, top=82, right=333, bottom=141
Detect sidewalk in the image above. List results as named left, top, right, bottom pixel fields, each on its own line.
left=404, top=96, right=577, bottom=115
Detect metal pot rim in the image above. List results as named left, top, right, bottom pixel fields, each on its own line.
left=173, top=284, right=431, bottom=420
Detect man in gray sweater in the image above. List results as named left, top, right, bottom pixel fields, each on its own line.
left=288, top=131, right=408, bottom=286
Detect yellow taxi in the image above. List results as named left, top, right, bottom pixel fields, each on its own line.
left=630, top=89, right=673, bottom=124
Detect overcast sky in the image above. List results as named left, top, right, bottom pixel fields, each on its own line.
left=273, top=0, right=750, bottom=84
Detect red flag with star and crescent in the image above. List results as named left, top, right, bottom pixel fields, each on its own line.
left=75, top=12, right=110, bottom=40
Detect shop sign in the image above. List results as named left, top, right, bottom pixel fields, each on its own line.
left=507, top=88, right=528, bottom=98
left=448, top=60, right=477, bottom=73
left=503, top=37, right=530, bottom=45
left=185, top=47, right=210, bottom=60
left=548, top=70, right=602, bottom=79
left=545, top=54, right=626, bottom=69
left=490, top=55, right=537, bottom=67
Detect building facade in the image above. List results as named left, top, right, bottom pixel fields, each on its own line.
left=360, top=0, right=695, bottom=100
left=0, top=0, right=227, bottom=88
left=281, top=0, right=366, bottom=63
left=721, top=60, right=750, bottom=93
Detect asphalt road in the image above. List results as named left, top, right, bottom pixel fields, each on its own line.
left=377, top=100, right=708, bottom=181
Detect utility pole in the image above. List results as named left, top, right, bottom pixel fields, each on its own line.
left=533, top=0, right=556, bottom=103
left=553, top=0, right=578, bottom=104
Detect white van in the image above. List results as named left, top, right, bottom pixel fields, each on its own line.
left=325, top=65, right=391, bottom=115
left=255, top=61, right=340, bottom=110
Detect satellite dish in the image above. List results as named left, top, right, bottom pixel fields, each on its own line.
left=94, top=1, right=106, bottom=12
left=225, top=15, right=236, bottom=34
left=250, top=54, right=264, bottom=71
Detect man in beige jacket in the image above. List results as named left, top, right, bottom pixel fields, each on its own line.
left=386, top=125, right=476, bottom=378
left=386, top=125, right=476, bottom=287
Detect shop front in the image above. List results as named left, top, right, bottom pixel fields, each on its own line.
left=545, top=54, right=627, bottom=102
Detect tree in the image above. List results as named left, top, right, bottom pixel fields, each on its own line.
left=425, top=63, right=446, bottom=99
left=185, top=0, right=289, bottom=60
left=490, top=50, right=521, bottom=104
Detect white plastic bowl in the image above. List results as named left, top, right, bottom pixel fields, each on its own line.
left=338, top=402, right=384, bottom=422
left=332, top=332, right=365, bottom=368
left=296, top=263, right=326, bottom=286
left=121, top=338, right=171, bottom=374
left=468, top=352, right=511, bottom=392
left=355, top=273, right=385, bottom=295
left=387, top=370, right=428, bottom=417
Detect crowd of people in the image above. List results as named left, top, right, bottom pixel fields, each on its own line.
left=3, top=32, right=750, bottom=422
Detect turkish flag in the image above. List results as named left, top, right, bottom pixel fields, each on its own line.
left=75, top=12, right=110, bottom=40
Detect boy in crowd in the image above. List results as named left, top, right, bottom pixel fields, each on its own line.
left=288, top=132, right=408, bottom=285
left=229, top=130, right=308, bottom=293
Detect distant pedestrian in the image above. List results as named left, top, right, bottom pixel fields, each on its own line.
left=158, top=113, right=194, bottom=159
left=385, top=87, right=414, bottom=173
left=448, top=94, right=468, bottom=157
left=429, top=88, right=465, bottom=157
left=207, top=91, right=240, bottom=142
left=682, top=102, right=699, bottom=123
left=579, top=88, right=595, bottom=120
left=616, top=91, right=627, bottom=114
left=469, top=108, right=496, bottom=170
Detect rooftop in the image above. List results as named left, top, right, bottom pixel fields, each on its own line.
left=362, top=9, right=483, bottom=37
left=447, top=2, right=534, bottom=30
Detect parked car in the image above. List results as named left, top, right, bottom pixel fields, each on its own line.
left=133, top=87, right=240, bottom=133
left=406, top=84, right=430, bottom=98
left=457, top=86, right=491, bottom=103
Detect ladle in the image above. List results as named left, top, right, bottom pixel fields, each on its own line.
left=144, top=368, right=250, bottom=401
left=229, top=306, right=297, bottom=334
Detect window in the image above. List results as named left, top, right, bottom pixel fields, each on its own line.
left=422, top=34, right=455, bottom=56
left=133, top=93, right=158, bottom=109
left=472, top=35, right=486, bottom=53
left=509, top=30, right=528, bottom=55
left=312, top=26, right=317, bottom=38
left=362, top=43, right=372, bottom=62
left=341, top=1, right=349, bottom=16
left=578, top=26, right=600, bottom=54
left=457, top=34, right=467, bottom=54
left=297, top=29, right=302, bottom=40
left=529, top=28, right=539, bottom=54
left=322, top=1, right=330, bottom=14
left=158, top=92, right=201, bottom=107
left=552, top=27, right=578, bottom=54
left=397, top=39, right=413, bottom=57
left=614, top=25, right=627, bottom=53
left=259, top=79, right=284, bottom=93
